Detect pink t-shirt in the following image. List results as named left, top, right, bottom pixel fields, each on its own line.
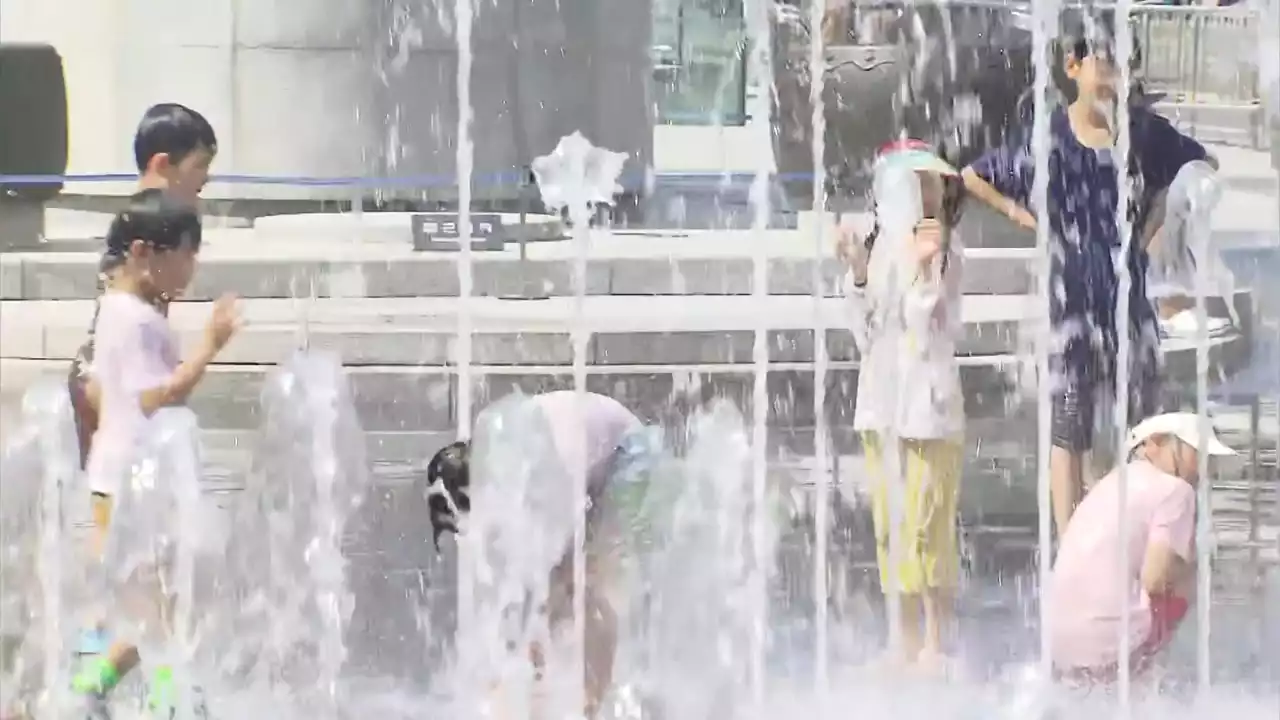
left=84, top=291, right=180, bottom=496
left=529, top=390, right=642, bottom=494
left=1048, top=460, right=1196, bottom=670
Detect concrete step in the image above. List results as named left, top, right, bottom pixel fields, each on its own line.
left=0, top=290, right=1254, bottom=365
left=0, top=294, right=1042, bottom=365
left=0, top=358, right=1019, bottom=434
left=0, top=231, right=1040, bottom=301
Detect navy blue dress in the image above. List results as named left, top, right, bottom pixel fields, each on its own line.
left=969, top=105, right=1208, bottom=449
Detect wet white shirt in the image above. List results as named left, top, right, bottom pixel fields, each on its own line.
left=84, top=291, right=180, bottom=496
left=846, top=230, right=965, bottom=439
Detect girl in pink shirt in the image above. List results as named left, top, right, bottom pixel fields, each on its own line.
left=73, top=190, right=240, bottom=718
left=1048, top=412, right=1233, bottom=684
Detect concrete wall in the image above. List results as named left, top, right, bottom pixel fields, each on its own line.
left=0, top=0, right=653, bottom=202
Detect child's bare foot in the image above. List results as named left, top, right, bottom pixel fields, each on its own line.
left=914, top=647, right=954, bottom=678
left=869, top=647, right=918, bottom=674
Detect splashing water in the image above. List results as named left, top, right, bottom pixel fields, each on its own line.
left=0, top=382, right=79, bottom=719
left=5, top=5, right=1280, bottom=720
left=531, top=131, right=630, bottom=225
left=435, top=392, right=579, bottom=720
left=532, top=129, right=630, bottom=718
left=211, top=351, right=365, bottom=717
left=630, top=400, right=764, bottom=720
left=1149, top=160, right=1239, bottom=326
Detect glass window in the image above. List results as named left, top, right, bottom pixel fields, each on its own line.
left=652, top=0, right=747, bottom=126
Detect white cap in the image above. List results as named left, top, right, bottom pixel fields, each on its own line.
left=1125, top=412, right=1235, bottom=457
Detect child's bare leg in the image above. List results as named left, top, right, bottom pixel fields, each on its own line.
left=1049, top=446, right=1085, bottom=535
left=1050, top=382, right=1094, bottom=535
left=920, top=588, right=954, bottom=667
left=898, top=595, right=924, bottom=664
left=1157, top=296, right=1193, bottom=319
left=583, top=592, right=618, bottom=720
left=75, top=494, right=140, bottom=695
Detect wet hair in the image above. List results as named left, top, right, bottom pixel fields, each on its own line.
left=1054, top=11, right=1143, bottom=103
left=427, top=441, right=471, bottom=549
left=71, top=190, right=193, bottom=468
left=103, top=188, right=203, bottom=261
left=133, top=103, right=218, bottom=172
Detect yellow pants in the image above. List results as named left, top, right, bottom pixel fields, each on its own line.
left=90, top=492, right=113, bottom=560
left=862, top=432, right=963, bottom=595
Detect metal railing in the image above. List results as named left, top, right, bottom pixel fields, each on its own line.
left=1132, top=3, right=1268, bottom=145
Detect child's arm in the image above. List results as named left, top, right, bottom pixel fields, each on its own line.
left=837, top=223, right=877, bottom=352
left=903, top=222, right=964, bottom=343
left=138, top=341, right=219, bottom=415
left=1141, top=485, right=1197, bottom=597
left=1138, top=112, right=1218, bottom=250
left=139, top=294, right=239, bottom=415
left=961, top=169, right=1037, bottom=230
left=961, top=134, right=1038, bottom=231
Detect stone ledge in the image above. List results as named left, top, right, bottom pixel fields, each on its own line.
left=0, top=360, right=1020, bottom=434
left=4, top=321, right=1026, bottom=366
left=0, top=251, right=1037, bottom=300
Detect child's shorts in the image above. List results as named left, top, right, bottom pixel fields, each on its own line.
left=1054, top=593, right=1189, bottom=686
left=1051, top=355, right=1161, bottom=454
left=90, top=491, right=177, bottom=642
left=862, top=432, right=963, bottom=595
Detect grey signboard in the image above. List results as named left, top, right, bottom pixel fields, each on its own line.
left=411, top=213, right=507, bottom=252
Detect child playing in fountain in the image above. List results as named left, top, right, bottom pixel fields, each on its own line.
left=960, top=17, right=1217, bottom=537
left=426, top=390, right=659, bottom=719
left=70, top=102, right=218, bottom=472
left=71, top=190, right=240, bottom=718
left=836, top=140, right=967, bottom=672
left=66, top=101, right=217, bottom=718
left=1049, top=412, right=1233, bottom=685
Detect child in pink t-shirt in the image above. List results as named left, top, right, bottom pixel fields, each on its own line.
left=72, top=190, right=240, bottom=717
left=1048, top=412, right=1234, bottom=684
left=426, top=390, right=652, bottom=719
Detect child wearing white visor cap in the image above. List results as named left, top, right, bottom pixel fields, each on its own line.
left=1048, top=412, right=1234, bottom=686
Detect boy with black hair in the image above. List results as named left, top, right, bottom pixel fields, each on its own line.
left=133, top=103, right=218, bottom=203
left=961, top=16, right=1216, bottom=537
left=71, top=189, right=239, bottom=718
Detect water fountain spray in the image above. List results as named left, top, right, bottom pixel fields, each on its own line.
left=220, top=352, right=364, bottom=717
left=744, top=0, right=774, bottom=709
left=454, top=0, right=476, bottom=443
left=1112, top=3, right=1138, bottom=712
left=1146, top=150, right=1233, bottom=702
left=31, top=384, right=78, bottom=718
left=454, top=0, right=478, bottom=673
left=1029, top=0, right=1061, bottom=683
left=807, top=0, right=831, bottom=697
left=531, top=130, right=627, bottom=717
left=866, top=159, right=925, bottom=664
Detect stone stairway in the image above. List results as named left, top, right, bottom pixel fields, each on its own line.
left=1210, top=399, right=1279, bottom=603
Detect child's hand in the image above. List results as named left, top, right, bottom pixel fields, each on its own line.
left=913, top=219, right=945, bottom=265
left=1006, top=200, right=1036, bottom=230
left=204, top=293, right=242, bottom=352
left=835, top=225, right=869, bottom=282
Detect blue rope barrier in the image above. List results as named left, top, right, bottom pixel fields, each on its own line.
left=0, top=170, right=822, bottom=187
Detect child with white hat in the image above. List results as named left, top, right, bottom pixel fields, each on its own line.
left=1048, top=412, right=1234, bottom=685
